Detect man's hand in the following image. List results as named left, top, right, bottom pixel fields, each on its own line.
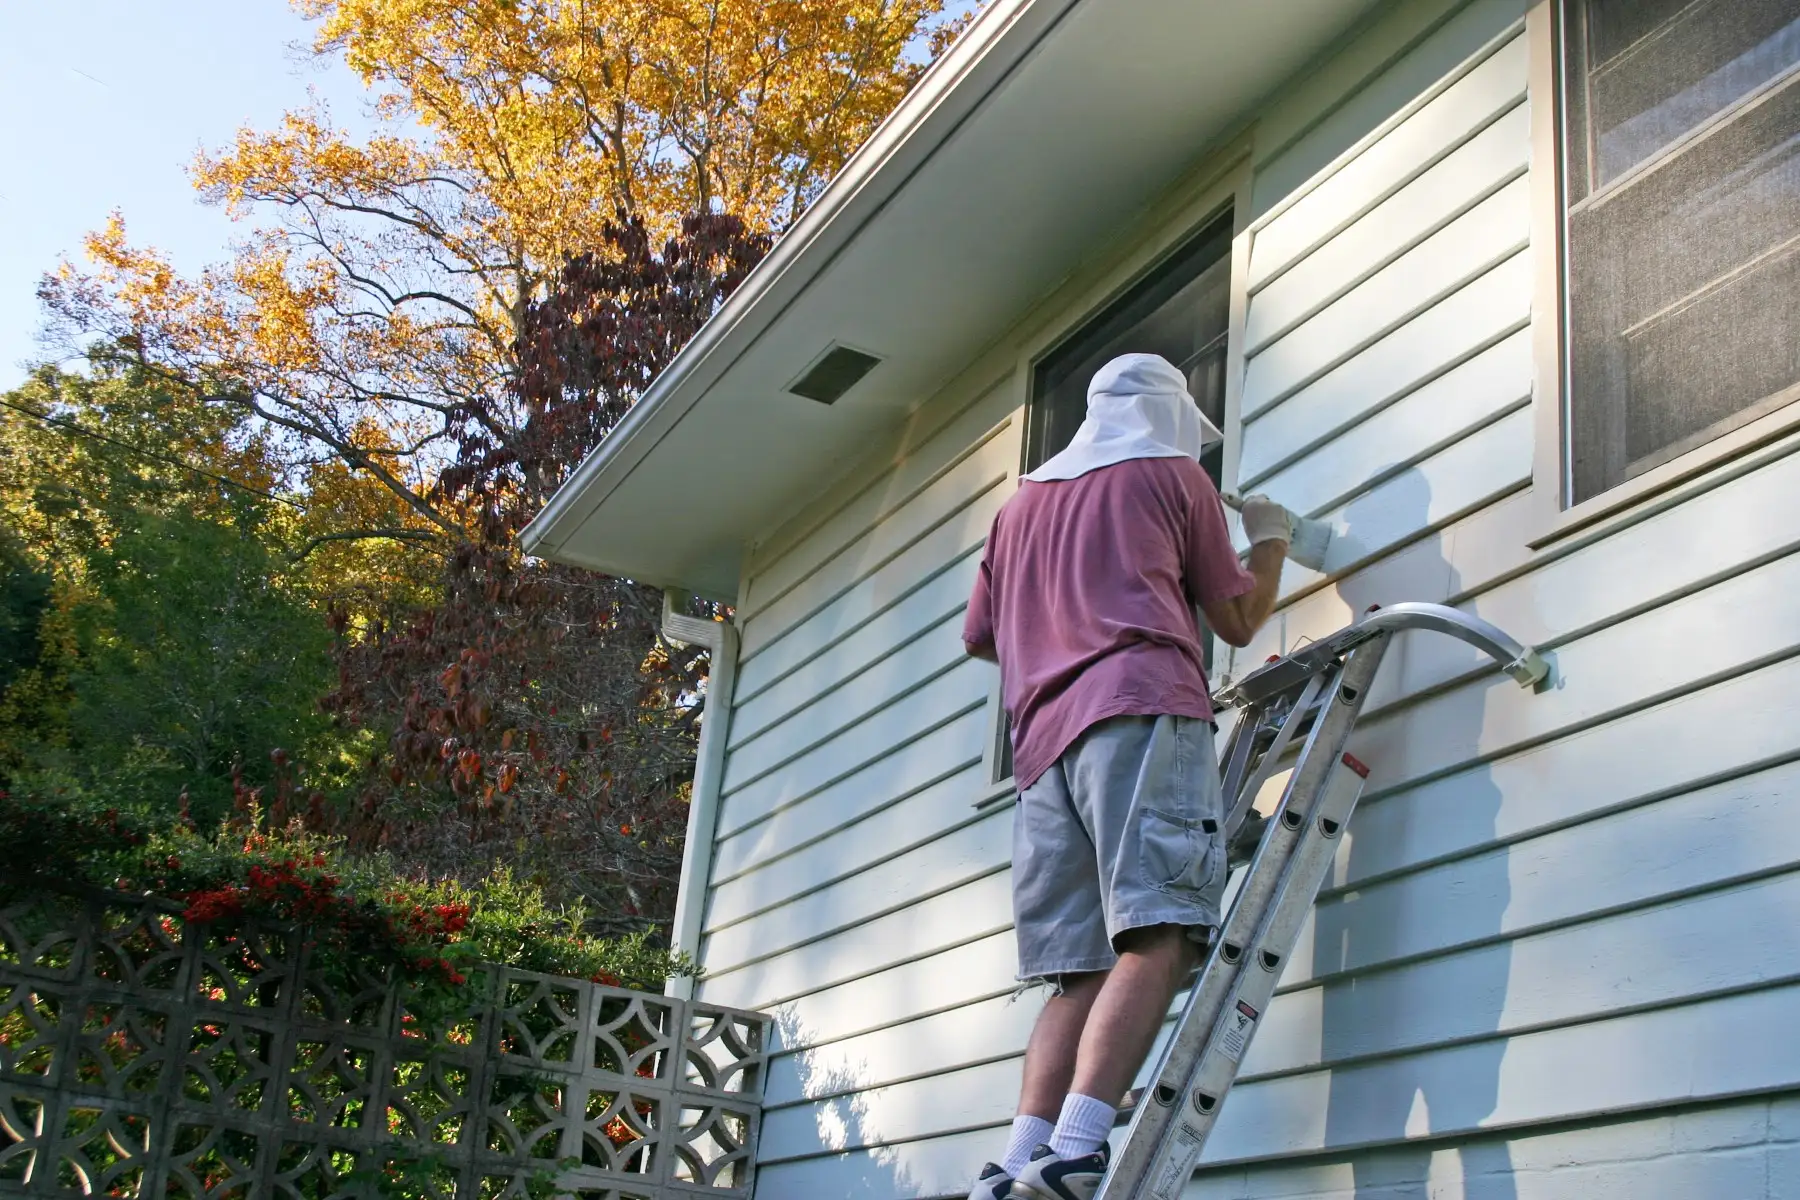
left=1239, top=495, right=1294, bottom=548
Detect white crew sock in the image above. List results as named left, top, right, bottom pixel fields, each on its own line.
left=1049, top=1092, right=1116, bottom=1159
left=1002, top=1115, right=1054, bottom=1176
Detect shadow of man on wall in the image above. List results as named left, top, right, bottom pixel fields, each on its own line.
left=1315, top=467, right=1519, bottom=1199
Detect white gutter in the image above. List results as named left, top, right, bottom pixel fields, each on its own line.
left=519, top=0, right=1082, bottom=563
left=659, top=590, right=740, bottom=1001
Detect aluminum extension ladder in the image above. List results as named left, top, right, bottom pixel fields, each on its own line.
left=1096, top=602, right=1551, bottom=1200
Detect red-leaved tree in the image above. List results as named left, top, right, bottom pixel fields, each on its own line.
left=323, top=213, right=771, bottom=937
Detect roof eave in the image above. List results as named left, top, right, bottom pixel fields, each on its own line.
left=518, top=0, right=1076, bottom=568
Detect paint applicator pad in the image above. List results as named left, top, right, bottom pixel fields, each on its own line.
left=1284, top=512, right=1331, bottom=572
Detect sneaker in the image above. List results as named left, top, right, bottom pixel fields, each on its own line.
left=964, top=1161, right=1014, bottom=1199
left=1009, top=1142, right=1111, bottom=1200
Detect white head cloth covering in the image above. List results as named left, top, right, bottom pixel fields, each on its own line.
left=1022, top=352, right=1223, bottom=483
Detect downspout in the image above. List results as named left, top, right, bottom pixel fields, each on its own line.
left=660, top=589, right=739, bottom=1001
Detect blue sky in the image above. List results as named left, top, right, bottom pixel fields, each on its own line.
left=0, top=1, right=380, bottom=390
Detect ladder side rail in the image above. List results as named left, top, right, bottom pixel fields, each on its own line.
left=1141, top=745, right=1373, bottom=1195
left=1098, top=636, right=1389, bottom=1200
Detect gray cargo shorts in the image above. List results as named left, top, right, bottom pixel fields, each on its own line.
left=1013, top=713, right=1226, bottom=985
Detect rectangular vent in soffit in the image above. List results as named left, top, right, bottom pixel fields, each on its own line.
left=787, top=344, right=882, bottom=405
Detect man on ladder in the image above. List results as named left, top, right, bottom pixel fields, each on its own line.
left=959, top=353, right=1318, bottom=1200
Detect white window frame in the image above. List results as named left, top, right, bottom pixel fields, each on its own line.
left=1524, top=0, right=1800, bottom=548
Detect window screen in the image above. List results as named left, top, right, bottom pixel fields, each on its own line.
left=1561, top=0, right=1800, bottom=502
left=994, top=209, right=1235, bottom=782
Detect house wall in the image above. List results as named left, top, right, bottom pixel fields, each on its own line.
left=694, top=0, right=1800, bottom=1196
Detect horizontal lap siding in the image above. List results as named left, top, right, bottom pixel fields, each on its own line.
left=694, top=375, right=1025, bottom=1198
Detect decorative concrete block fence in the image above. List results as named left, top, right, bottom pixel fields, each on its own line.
left=0, top=888, right=768, bottom=1199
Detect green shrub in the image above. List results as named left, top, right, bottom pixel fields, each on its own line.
left=0, top=788, right=693, bottom=1003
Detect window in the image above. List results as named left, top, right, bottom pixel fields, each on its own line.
left=992, top=208, right=1236, bottom=782
left=1024, top=209, right=1235, bottom=487
left=1559, top=0, right=1800, bottom=503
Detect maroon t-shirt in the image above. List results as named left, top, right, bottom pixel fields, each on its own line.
left=963, top=456, right=1256, bottom=789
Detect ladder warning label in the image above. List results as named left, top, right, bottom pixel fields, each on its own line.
left=1217, top=999, right=1259, bottom=1064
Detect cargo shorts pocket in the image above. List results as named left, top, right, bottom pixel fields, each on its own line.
left=1140, top=810, right=1223, bottom=897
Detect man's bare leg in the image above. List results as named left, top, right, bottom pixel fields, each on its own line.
left=1069, top=924, right=1199, bottom=1106
left=1018, top=972, right=1107, bottom=1119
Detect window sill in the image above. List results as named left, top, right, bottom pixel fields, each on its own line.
left=1527, top=387, right=1800, bottom=551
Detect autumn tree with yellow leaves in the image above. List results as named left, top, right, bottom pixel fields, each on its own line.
left=43, top=0, right=968, bottom=539
left=35, top=0, right=974, bottom=931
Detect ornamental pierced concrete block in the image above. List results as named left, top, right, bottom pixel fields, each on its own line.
left=0, top=888, right=769, bottom=1199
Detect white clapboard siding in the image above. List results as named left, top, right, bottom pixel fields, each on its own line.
left=759, top=1055, right=1018, bottom=1163
left=731, top=477, right=1006, bottom=699
left=710, top=708, right=988, bottom=881
left=1243, top=871, right=1800, bottom=1080
left=707, top=762, right=992, bottom=929
left=730, top=549, right=979, bottom=740
left=1331, top=654, right=1800, bottom=895
left=767, top=930, right=1019, bottom=1053
left=1241, top=431, right=1800, bottom=679
left=701, top=863, right=1013, bottom=1012
left=722, top=611, right=969, bottom=789
left=1343, top=548, right=1800, bottom=801
left=762, top=860, right=1800, bottom=1115
left=1201, top=982, right=1800, bottom=1165
left=1285, top=760, right=1800, bottom=989
left=755, top=758, right=1800, bottom=1121
left=1336, top=440, right=1800, bottom=716
left=1238, top=248, right=1532, bottom=483
left=715, top=655, right=990, bottom=835
left=1247, top=402, right=1534, bottom=586
left=765, top=991, right=1037, bottom=1108
left=701, top=805, right=1010, bottom=974
left=1219, top=487, right=1538, bottom=685
left=1244, top=100, right=1528, bottom=354
left=751, top=1127, right=1002, bottom=1200
left=1242, top=174, right=1529, bottom=417
left=739, top=377, right=1014, bottom=617
left=737, top=427, right=1013, bottom=661
left=1246, top=31, right=1526, bottom=289
left=1189, top=1096, right=1797, bottom=1198
left=759, top=978, right=1800, bottom=1168
left=1248, top=328, right=1531, bottom=512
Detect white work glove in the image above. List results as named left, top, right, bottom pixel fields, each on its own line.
left=1238, top=494, right=1294, bottom=548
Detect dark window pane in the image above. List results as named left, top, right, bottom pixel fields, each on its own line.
left=1564, top=0, right=1800, bottom=502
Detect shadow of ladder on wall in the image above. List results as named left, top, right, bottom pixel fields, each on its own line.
left=1095, top=602, right=1553, bottom=1200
